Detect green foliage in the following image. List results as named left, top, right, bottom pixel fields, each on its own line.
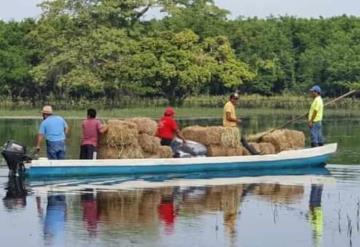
left=1, top=1, right=360, bottom=105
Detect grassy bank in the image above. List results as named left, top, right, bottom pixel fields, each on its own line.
left=1, top=94, right=360, bottom=112
left=1, top=107, right=360, bottom=119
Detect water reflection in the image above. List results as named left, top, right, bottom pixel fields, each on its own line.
left=309, top=184, right=324, bottom=247
left=81, top=190, right=99, bottom=237
left=2, top=175, right=27, bottom=210
left=3, top=166, right=359, bottom=247
left=43, top=195, right=67, bottom=247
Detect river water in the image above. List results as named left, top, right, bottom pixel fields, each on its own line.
left=0, top=114, right=359, bottom=247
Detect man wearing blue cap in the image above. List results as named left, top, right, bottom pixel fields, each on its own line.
left=308, top=85, right=324, bottom=147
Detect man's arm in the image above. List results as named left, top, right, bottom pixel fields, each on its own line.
left=64, top=119, right=69, bottom=135
left=226, top=112, right=241, bottom=124
left=175, top=129, right=186, bottom=143
left=308, top=110, right=318, bottom=128
left=36, top=133, right=44, bottom=151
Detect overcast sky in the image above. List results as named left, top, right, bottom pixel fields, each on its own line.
left=1, top=0, right=360, bottom=21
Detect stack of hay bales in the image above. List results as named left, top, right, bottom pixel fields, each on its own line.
left=247, top=129, right=305, bottom=153
left=98, top=118, right=172, bottom=159
left=181, top=126, right=245, bottom=157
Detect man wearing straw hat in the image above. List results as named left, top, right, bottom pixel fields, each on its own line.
left=35, top=105, right=69, bottom=159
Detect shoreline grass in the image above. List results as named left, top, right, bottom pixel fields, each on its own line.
left=1, top=107, right=360, bottom=119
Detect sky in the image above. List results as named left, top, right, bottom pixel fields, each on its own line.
left=1, top=0, right=360, bottom=21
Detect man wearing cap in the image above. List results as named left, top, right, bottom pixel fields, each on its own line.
left=156, top=107, right=186, bottom=147
left=308, top=85, right=324, bottom=147
left=223, top=93, right=241, bottom=127
left=35, top=105, right=69, bottom=159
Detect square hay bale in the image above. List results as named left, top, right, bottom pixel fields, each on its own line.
left=207, top=145, right=228, bottom=157
left=98, top=145, right=144, bottom=159
left=182, top=126, right=222, bottom=145
left=207, top=145, right=244, bottom=157
left=226, top=146, right=245, bottom=156
left=102, top=120, right=139, bottom=147
left=261, top=129, right=291, bottom=153
left=284, top=130, right=305, bottom=149
left=157, top=146, right=173, bottom=158
left=221, top=127, right=241, bottom=148
left=182, top=126, right=241, bottom=148
left=98, top=146, right=120, bottom=159
left=248, top=142, right=261, bottom=153
left=128, top=117, right=158, bottom=136
left=138, top=134, right=161, bottom=154
left=258, top=142, right=276, bottom=154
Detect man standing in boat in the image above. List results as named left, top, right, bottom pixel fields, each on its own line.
left=223, top=93, right=241, bottom=127
left=35, top=105, right=69, bottom=159
left=223, top=93, right=259, bottom=155
left=308, top=85, right=324, bottom=147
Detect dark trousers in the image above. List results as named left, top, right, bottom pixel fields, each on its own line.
left=160, top=138, right=173, bottom=146
left=80, top=145, right=96, bottom=159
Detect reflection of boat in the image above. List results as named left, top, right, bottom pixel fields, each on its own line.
left=25, top=144, right=337, bottom=178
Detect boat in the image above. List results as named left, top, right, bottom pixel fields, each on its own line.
left=22, top=143, right=337, bottom=178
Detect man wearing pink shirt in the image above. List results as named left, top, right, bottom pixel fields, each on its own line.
left=80, top=109, right=107, bottom=159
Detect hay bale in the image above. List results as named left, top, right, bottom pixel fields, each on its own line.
left=128, top=117, right=158, bottom=136
left=284, top=130, right=305, bottom=149
left=102, top=120, right=139, bottom=147
left=182, top=126, right=240, bottom=147
left=258, top=142, right=276, bottom=154
left=261, top=129, right=291, bottom=153
left=242, top=147, right=251, bottom=156
left=247, top=129, right=274, bottom=142
left=118, top=145, right=144, bottom=159
left=98, top=145, right=144, bottom=159
left=157, top=146, right=173, bottom=158
left=221, top=127, right=241, bottom=148
left=138, top=134, right=161, bottom=154
left=226, top=147, right=245, bottom=156
left=182, top=126, right=222, bottom=145
left=207, top=145, right=228, bottom=157
left=98, top=146, right=120, bottom=159
left=250, top=129, right=305, bottom=153
left=207, top=145, right=245, bottom=157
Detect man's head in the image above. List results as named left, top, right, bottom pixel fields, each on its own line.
left=87, top=108, right=97, bottom=119
left=41, top=105, right=53, bottom=119
left=164, top=107, right=175, bottom=117
left=229, top=93, right=239, bottom=105
left=310, top=85, right=321, bottom=98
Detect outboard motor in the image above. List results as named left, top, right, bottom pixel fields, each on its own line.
left=1, top=140, right=31, bottom=176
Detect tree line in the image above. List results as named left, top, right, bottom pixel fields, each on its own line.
left=0, top=0, right=360, bottom=106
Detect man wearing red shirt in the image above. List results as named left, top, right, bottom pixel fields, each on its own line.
left=157, top=107, right=186, bottom=146
left=80, top=109, right=107, bottom=159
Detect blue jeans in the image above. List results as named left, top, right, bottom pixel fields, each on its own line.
left=310, top=122, right=324, bottom=147
left=46, top=140, right=66, bottom=160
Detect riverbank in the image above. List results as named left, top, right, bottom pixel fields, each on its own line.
left=1, top=107, right=360, bottom=119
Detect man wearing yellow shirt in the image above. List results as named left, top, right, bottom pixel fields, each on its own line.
left=308, top=85, right=324, bottom=147
left=223, top=93, right=259, bottom=155
left=223, top=93, right=241, bottom=127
